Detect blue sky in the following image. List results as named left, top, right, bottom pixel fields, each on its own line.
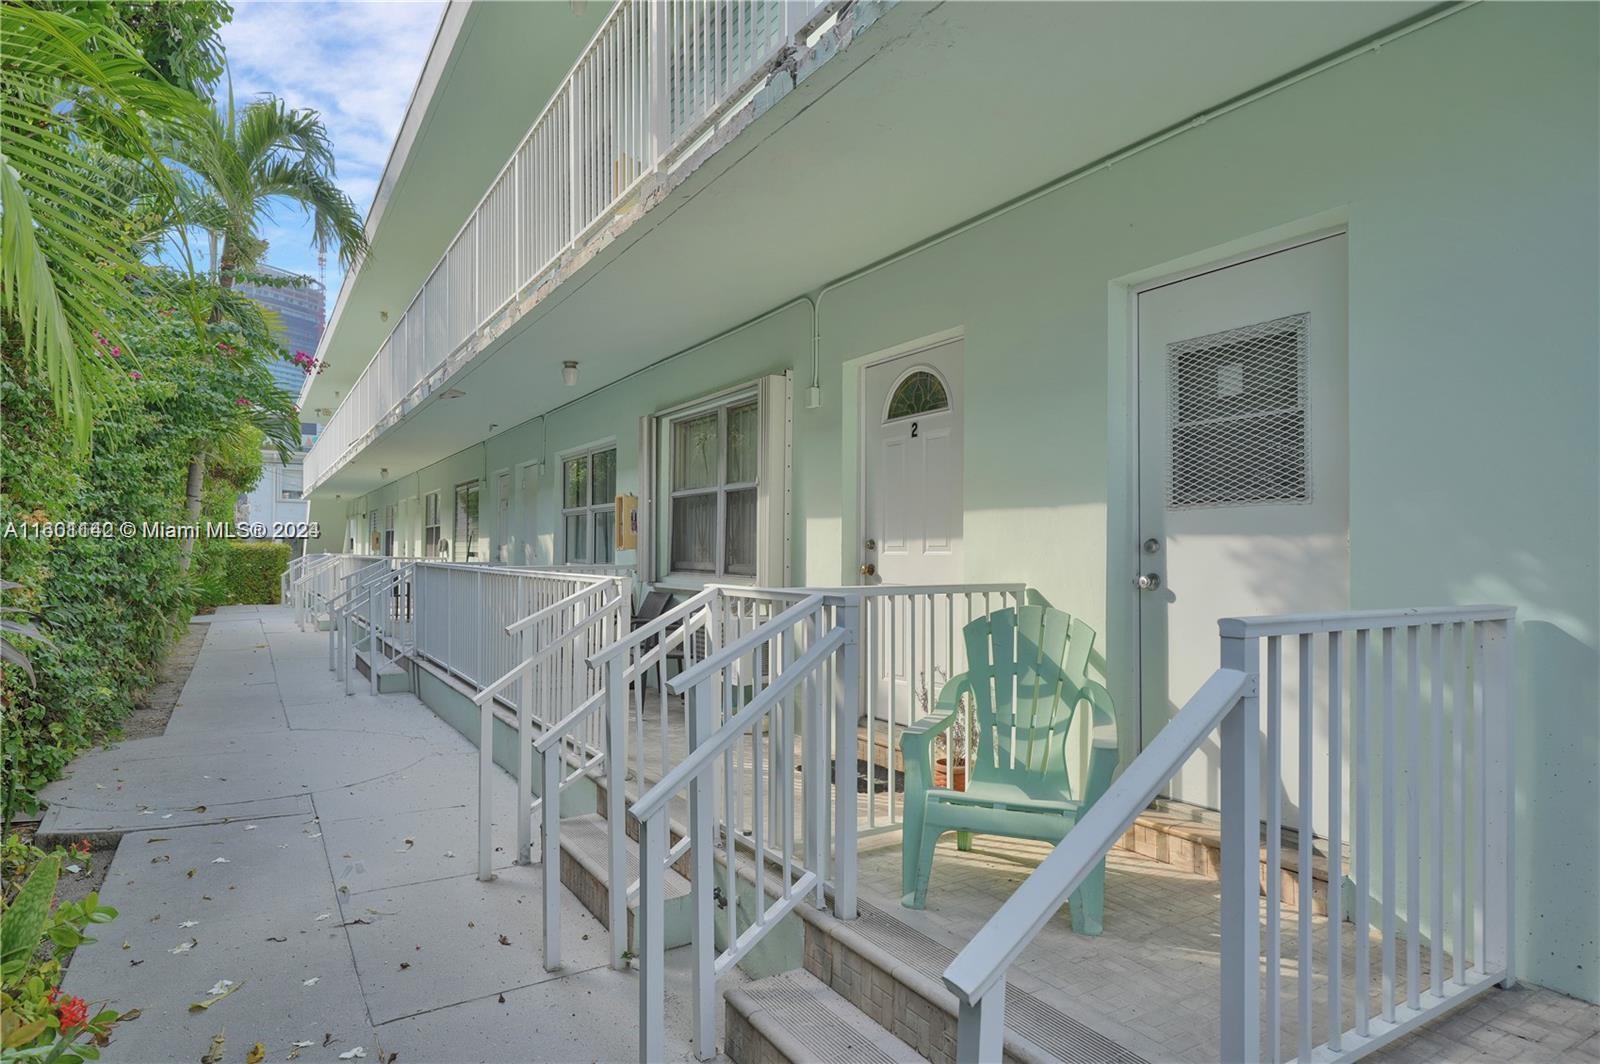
left=218, top=1, right=445, bottom=300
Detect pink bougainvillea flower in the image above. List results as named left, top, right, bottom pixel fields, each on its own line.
left=235, top=396, right=251, bottom=406
left=110, top=346, right=121, bottom=357
left=129, top=370, right=143, bottom=381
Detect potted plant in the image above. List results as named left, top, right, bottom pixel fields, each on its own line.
left=918, top=669, right=971, bottom=791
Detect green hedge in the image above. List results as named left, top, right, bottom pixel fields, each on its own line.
left=220, top=541, right=289, bottom=604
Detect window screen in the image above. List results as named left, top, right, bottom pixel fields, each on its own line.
left=1168, top=313, right=1309, bottom=508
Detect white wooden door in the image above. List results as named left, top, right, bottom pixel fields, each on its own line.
left=1137, top=234, right=1349, bottom=832
left=862, top=339, right=964, bottom=723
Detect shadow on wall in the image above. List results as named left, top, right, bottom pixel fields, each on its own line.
left=1519, top=620, right=1598, bottom=1001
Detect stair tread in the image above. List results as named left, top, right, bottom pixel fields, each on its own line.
left=817, top=900, right=1147, bottom=1064
left=561, top=812, right=690, bottom=901
left=729, top=970, right=924, bottom=1064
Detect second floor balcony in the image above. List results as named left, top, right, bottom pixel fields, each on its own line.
left=303, top=0, right=844, bottom=492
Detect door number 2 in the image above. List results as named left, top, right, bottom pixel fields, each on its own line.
left=910, top=421, right=919, bottom=438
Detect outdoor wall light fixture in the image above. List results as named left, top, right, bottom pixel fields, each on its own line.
left=562, top=360, right=580, bottom=386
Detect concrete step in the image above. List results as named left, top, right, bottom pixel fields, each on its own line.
left=314, top=612, right=332, bottom=631
left=794, top=899, right=1146, bottom=1064
left=559, top=811, right=693, bottom=953
left=352, top=651, right=413, bottom=693
left=1119, top=800, right=1341, bottom=916
left=727, top=970, right=924, bottom=1064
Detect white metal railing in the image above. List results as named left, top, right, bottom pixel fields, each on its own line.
left=410, top=561, right=614, bottom=693
left=303, top=0, right=834, bottom=491
left=467, top=577, right=626, bottom=884
left=632, top=591, right=859, bottom=1063
left=843, top=584, right=1028, bottom=834
left=329, top=560, right=417, bottom=695
left=291, top=553, right=383, bottom=631
left=530, top=584, right=805, bottom=972
left=943, top=605, right=1516, bottom=1064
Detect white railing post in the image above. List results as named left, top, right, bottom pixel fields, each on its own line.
left=541, top=741, right=562, bottom=971
left=832, top=596, right=861, bottom=920
left=604, top=654, right=629, bottom=970
left=687, top=678, right=717, bottom=1060
left=1219, top=629, right=1261, bottom=1064
left=956, top=979, right=1007, bottom=1064
left=518, top=638, right=536, bottom=865
left=649, top=0, right=668, bottom=165
left=805, top=607, right=826, bottom=908
left=637, top=811, right=667, bottom=1064
left=478, top=689, right=496, bottom=882
left=1480, top=618, right=1515, bottom=986
left=369, top=583, right=381, bottom=696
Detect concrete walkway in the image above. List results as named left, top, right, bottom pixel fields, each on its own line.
left=44, top=605, right=711, bottom=1064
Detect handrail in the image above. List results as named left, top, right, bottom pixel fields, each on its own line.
left=1220, top=603, right=1516, bottom=637
left=590, top=586, right=718, bottom=666
left=505, top=578, right=617, bottom=635
left=941, top=667, right=1249, bottom=1006
left=470, top=585, right=620, bottom=700
left=667, top=592, right=828, bottom=694
left=633, top=626, right=849, bottom=823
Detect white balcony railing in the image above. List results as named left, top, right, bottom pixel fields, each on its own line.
left=304, top=0, right=833, bottom=491
left=943, top=605, right=1516, bottom=1064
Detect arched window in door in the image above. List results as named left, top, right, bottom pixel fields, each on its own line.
left=884, top=368, right=950, bottom=422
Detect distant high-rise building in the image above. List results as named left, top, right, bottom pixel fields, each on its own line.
left=235, top=265, right=326, bottom=542
left=235, top=264, right=326, bottom=406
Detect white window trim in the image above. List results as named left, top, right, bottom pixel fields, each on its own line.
left=559, top=440, right=617, bottom=564
left=423, top=491, right=443, bottom=559
left=453, top=480, right=483, bottom=563
left=664, top=391, right=759, bottom=581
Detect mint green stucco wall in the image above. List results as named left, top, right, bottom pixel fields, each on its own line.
left=326, top=3, right=1597, bottom=999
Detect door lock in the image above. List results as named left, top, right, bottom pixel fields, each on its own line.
left=1142, top=538, right=1161, bottom=554
left=864, top=539, right=877, bottom=551
left=1134, top=572, right=1161, bottom=591
left=860, top=563, right=877, bottom=578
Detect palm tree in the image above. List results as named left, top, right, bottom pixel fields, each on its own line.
left=0, top=2, right=200, bottom=446
left=166, top=89, right=368, bottom=568
left=179, top=90, right=368, bottom=291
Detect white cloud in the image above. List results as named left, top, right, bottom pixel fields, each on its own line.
left=221, top=1, right=444, bottom=294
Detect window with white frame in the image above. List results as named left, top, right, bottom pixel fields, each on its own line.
left=562, top=446, right=616, bottom=563
left=382, top=505, right=396, bottom=557
left=423, top=492, right=442, bottom=558
left=453, top=481, right=482, bottom=563
left=367, top=508, right=381, bottom=554
left=278, top=463, right=303, bottom=500
left=668, top=395, right=759, bottom=577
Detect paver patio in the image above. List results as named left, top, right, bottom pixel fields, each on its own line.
left=38, top=604, right=1596, bottom=1063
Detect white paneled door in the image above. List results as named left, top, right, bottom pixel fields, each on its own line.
left=1137, top=234, right=1349, bottom=831
left=862, top=338, right=965, bottom=723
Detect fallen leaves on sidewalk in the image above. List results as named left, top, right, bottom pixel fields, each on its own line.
left=189, top=980, right=244, bottom=1012
left=168, top=938, right=197, bottom=954
left=301, top=977, right=319, bottom=986
left=337, top=1048, right=366, bottom=1060
left=244, top=1043, right=265, bottom=1064
left=200, top=1031, right=226, bottom=1064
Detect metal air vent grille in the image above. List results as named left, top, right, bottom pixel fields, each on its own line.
left=1168, top=313, right=1309, bottom=508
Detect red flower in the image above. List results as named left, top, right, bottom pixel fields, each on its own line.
left=45, top=988, right=59, bottom=1005
left=74, top=839, right=90, bottom=855
left=129, top=370, right=142, bottom=381
left=56, top=995, right=88, bottom=1030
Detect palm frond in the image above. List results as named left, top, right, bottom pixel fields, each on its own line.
left=0, top=2, right=205, bottom=444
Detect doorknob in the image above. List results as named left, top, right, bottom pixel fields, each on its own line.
left=1134, top=572, right=1161, bottom=591
left=860, top=563, right=877, bottom=577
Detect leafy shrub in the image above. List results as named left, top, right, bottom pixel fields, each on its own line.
left=0, top=836, right=122, bottom=1061
left=0, top=300, right=296, bottom=820
left=218, top=542, right=289, bottom=605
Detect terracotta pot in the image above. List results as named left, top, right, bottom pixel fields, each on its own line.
left=934, top=758, right=966, bottom=791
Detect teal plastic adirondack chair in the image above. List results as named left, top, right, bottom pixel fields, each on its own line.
left=899, top=605, right=1119, bottom=933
